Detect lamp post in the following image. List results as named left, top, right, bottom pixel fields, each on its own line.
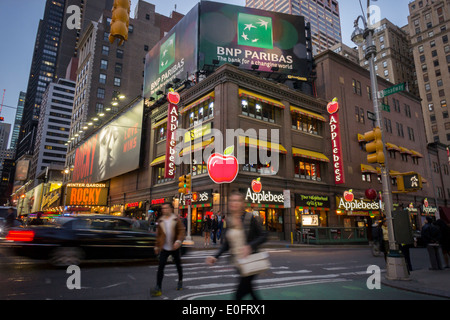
left=352, top=0, right=409, bottom=280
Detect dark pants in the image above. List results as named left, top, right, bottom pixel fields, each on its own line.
left=235, top=274, right=260, bottom=300
left=157, top=249, right=183, bottom=289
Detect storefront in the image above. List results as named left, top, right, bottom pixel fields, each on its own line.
left=179, top=190, right=214, bottom=235
left=420, top=200, right=438, bottom=226
left=124, top=201, right=146, bottom=219
left=295, top=194, right=330, bottom=228
left=335, top=193, right=381, bottom=229
left=241, top=186, right=285, bottom=234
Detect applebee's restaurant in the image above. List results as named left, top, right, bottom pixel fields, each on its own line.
left=335, top=194, right=381, bottom=229
left=295, top=194, right=331, bottom=228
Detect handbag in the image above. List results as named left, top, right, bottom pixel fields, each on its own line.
left=237, top=251, right=271, bottom=277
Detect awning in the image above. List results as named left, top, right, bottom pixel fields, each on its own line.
left=239, top=136, right=287, bottom=154
left=180, top=91, right=215, bottom=114
left=386, top=143, right=401, bottom=152
left=410, top=150, right=424, bottom=158
left=361, top=164, right=378, bottom=174
left=239, top=89, right=285, bottom=109
left=150, top=155, right=165, bottom=166
left=152, top=117, right=167, bottom=129
left=399, top=147, right=412, bottom=154
left=179, top=138, right=214, bottom=156
left=290, top=106, right=326, bottom=122
left=375, top=167, right=401, bottom=176
left=292, top=147, right=330, bottom=163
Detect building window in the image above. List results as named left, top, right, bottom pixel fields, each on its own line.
left=362, top=173, right=371, bottom=182
left=292, top=113, right=320, bottom=135
left=155, top=165, right=173, bottom=184
left=116, top=49, right=124, bottom=59
left=189, top=101, right=214, bottom=127
left=99, top=73, right=106, bottom=84
left=396, top=122, right=404, bottom=137
left=355, top=106, right=365, bottom=124
left=97, top=88, right=105, bottom=99
left=100, top=59, right=108, bottom=70
left=294, top=158, right=322, bottom=181
left=407, top=127, right=415, bottom=141
left=114, top=77, right=121, bottom=87
left=102, top=45, right=109, bottom=55
left=156, top=122, right=167, bottom=142
left=240, top=98, right=274, bottom=123
left=352, top=79, right=361, bottom=95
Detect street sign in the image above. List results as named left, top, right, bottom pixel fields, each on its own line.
left=378, top=82, right=407, bottom=98
left=367, top=111, right=376, bottom=121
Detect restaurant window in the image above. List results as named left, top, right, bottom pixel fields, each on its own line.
left=241, top=98, right=275, bottom=123
left=155, top=165, right=173, bottom=184
left=291, top=113, right=319, bottom=135
left=188, top=101, right=214, bottom=127
left=242, top=147, right=277, bottom=175
left=362, top=173, right=371, bottom=182
left=156, top=122, right=167, bottom=142
left=294, top=158, right=322, bottom=181
left=192, top=161, right=208, bottom=176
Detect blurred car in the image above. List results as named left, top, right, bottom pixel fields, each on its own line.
left=1, top=215, right=157, bottom=266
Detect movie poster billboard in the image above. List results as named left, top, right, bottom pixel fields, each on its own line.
left=71, top=100, right=144, bottom=183
left=143, top=4, right=199, bottom=100
left=198, top=1, right=308, bottom=76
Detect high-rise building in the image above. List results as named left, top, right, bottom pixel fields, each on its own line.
left=65, top=0, right=183, bottom=174
left=407, top=0, right=450, bottom=144
left=29, top=79, right=75, bottom=186
left=16, top=0, right=117, bottom=161
left=0, top=123, right=11, bottom=152
left=245, top=0, right=342, bottom=54
left=9, top=91, right=25, bottom=152
left=357, top=18, right=419, bottom=98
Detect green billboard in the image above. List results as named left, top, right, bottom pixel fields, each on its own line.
left=143, top=1, right=308, bottom=100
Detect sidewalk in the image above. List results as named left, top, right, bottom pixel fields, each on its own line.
left=184, top=235, right=450, bottom=299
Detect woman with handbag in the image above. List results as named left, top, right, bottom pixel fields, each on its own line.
left=206, top=192, right=268, bottom=300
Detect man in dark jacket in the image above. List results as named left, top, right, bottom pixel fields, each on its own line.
left=421, top=217, right=440, bottom=245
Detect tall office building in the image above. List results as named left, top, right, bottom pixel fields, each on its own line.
left=16, top=0, right=117, bottom=161
left=9, top=91, right=26, bottom=152
left=246, top=0, right=342, bottom=54
left=29, top=79, right=75, bottom=185
left=408, top=0, right=450, bottom=144
left=65, top=1, right=183, bottom=174
left=357, top=19, right=419, bottom=98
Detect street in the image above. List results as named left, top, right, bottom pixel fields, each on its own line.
left=0, top=245, right=443, bottom=301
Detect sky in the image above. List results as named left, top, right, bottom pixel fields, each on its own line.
left=0, top=0, right=411, bottom=146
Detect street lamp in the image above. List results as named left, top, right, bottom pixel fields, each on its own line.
left=352, top=0, right=409, bottom=281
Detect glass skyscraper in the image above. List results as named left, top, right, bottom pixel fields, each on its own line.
left=246, top=0, right=342, bottom=54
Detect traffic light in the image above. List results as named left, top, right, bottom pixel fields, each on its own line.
left=396, top=172, right=422, bottom=193
left=109, top=0, right=131, bottom=45
left=364, top=127, right=385, bottom=165
left=178, top=175, right=186, bottom=194
left=185, top=174, right=192, bottom=193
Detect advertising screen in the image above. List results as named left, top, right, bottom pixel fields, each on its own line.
left=198, top=1, right=308, bottom=76
left=65, top=183, right=109, bottom=206
left=71, top=100, right=144, bottom=183
left=143, top=4, right=199, bottom=100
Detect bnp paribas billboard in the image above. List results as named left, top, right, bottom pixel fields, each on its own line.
left=143, top=4, right=199, bottom=100
left=198, top=1, right=307, bottom=75
left=143, top=1, right=308, bottom=100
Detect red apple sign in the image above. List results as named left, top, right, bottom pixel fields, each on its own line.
left=207, top=146, right=239, bottom=184
left=251, top=178, right=262, bottom=193
left=167, top=89, right=180, bottom=105
left=344, top=190, right=354, bottom=202
left=327, top=97, right=339, bottom=114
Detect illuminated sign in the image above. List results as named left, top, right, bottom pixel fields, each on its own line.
left=165, top=92, right=179, bottom=179
left=72, top=100, right=143, bottom=183
left=327, top=98, right=345, bottom=185
left=65, top=187, right=109, bottom=206
left=125, top=202, right=143, bottom=210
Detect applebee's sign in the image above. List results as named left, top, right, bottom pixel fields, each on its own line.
left=328, top=98, right=345, bottom=185
left=337, top=190, right=380, bottom=211
left=245, top=189, right=284, bottom=204
left=164, top=90, right=180, bottom=179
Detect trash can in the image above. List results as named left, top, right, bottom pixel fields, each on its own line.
left=427, top=243, right=445, bottom=270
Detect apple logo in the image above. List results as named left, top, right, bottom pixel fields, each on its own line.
left=207, top=146, right=239, bottom=184
left=251, top=177, right=262, bottom=193
left=327, top=97, right=339, bottom=114
left=167, top=88, right=180, bottom=105
left=343, top=189, right=354, bottom=202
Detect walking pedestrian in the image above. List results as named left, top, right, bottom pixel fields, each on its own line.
left=377, top=220, right=389, bottom=261
left=212, top=214, right=218, bottom=245
left=435, top=219, right=450, bottom=268
left=202, top=214, right=212, bottom=247
left=150, top=202, right=185, bottom=297
left=206, top=192, right=268, bottom=300
left=421, top=217, right=440, bottom=245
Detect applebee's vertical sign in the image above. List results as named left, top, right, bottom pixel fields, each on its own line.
left=327, top=98, right=345, bottom=185
left=165, top=90, right=181, bottom=179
